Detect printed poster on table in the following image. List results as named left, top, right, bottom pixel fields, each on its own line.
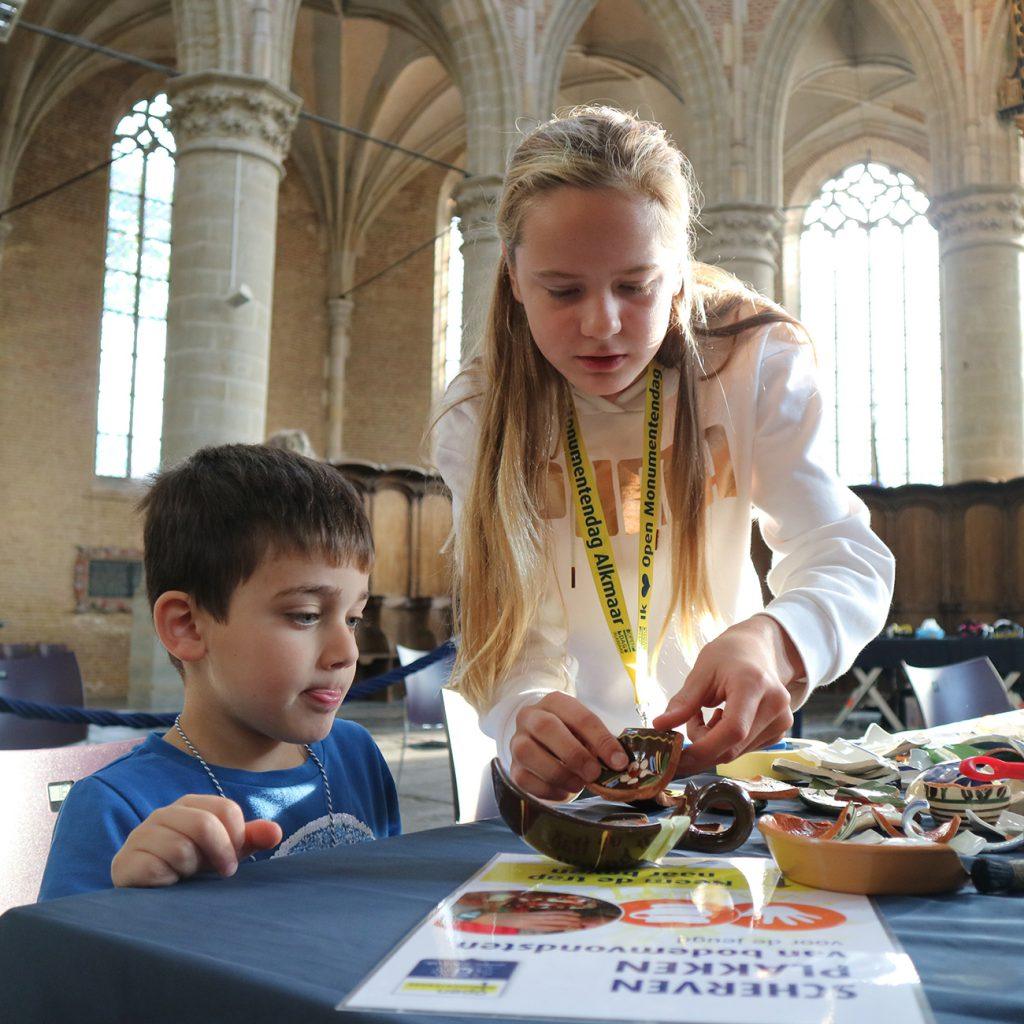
left=339, top=853, right=932, bottom=1024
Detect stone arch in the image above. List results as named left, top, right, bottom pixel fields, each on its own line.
left=439, top=0, right=519, bottom=174
left=0, top=7, right=176, bottom=209
left=534, top=0, right=729, bottom=195
left=749, top=0, right=966, bottom=203
left=789, top=137, right=932, bottom=211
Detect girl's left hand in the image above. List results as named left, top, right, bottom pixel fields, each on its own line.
left=651, top=615, right=803, bottom=774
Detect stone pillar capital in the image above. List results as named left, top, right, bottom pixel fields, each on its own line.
left=451, top=174, right=504, bottom=363
left=697, top=203, right=783, bottom=262
left=452, top=174, right=503, bottom=247
left=166, top=71, right=301, bottom=172
left=927, top=185, right=1024, bottom=256
left=328, top=295, right=355, bottom=334
left=696, top=203, right=783, bottom=298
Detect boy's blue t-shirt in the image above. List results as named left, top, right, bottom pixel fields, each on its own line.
left=38, top=719, right=400, bottom=901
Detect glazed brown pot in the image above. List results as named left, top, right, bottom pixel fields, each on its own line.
left=492, top=759, right=755, bottom=870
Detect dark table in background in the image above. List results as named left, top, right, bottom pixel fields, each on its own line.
left=0, top=816, right=1022, bottom=1024
left=836, top=637, right=1024, bottom=731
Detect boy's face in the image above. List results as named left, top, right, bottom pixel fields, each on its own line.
left=189, top=550, right=369, bottom=756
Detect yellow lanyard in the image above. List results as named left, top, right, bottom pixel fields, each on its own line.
left=563, top=363, right=664, bottom=722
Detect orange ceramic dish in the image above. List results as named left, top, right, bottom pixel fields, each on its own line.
left=758, top=814, right=968, bottom=896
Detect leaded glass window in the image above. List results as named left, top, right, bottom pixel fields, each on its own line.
left=95, top=94, right=174, bottom=478
left=800, top=161, right=942, bottom=486
left=433, top=214, right=463, bottom=399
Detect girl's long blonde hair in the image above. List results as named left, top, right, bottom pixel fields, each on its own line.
left=446, top=106, right=797, bottom=711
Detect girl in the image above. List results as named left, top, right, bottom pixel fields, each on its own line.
left=433, top=107, right=894, bottom=801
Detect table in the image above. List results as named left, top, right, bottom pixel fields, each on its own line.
left=836, top=637, right=1024, bottom=731
left=1, top=818, right=1022, bottom=1023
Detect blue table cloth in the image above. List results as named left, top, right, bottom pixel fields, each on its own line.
left=0, top=816, right=1021, bottom=1023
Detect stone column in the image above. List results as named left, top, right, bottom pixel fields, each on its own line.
left=696, top=203, right=783, bottom=301
left=452, top=173, right=503, bottom=362
left=160, top=71, right=301, bottom=465
left=928, top=185, right=1024, bottom=482
left=130, top=72, right=299, bottom=711
left=325, top=296, right=354, bottom=462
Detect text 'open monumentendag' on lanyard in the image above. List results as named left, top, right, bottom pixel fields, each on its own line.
left=563, top=362, right=664, bottom=718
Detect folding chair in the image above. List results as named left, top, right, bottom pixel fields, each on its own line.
left=394, top=645, right=453, bottom=787
left=0, top=738, right=143, bottom=913
left=0, top=651, right=88, bottom=749
left=900, top=657, right=1015, bottom=729
left=440, top=687, right=499, bottom=823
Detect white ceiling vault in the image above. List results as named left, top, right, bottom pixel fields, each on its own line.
left=0, top=0, right=1018, bottom=275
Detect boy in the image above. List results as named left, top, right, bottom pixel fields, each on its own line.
left=39, top=445, right=400, bottom=900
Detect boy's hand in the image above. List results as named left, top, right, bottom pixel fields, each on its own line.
left=510, top=692, right=629, bottom=801
left=652, top=615, right=800, bottom=774
left=110, top=794, right=283, bottom=889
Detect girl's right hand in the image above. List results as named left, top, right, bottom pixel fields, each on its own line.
left=509, top=692, right=630, bottom=800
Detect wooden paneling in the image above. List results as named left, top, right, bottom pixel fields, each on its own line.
left=890, top=502, right=943, bottom=621
left=416, top=492, right=452, bottom=597
left=338, top=462, right=1024, bottom=649
left=962, top=503, right=1005, bottom=618
left=335, top=463, right=455, bottom=661
left=854, top=478, right=1024, bottom=630
left=369, top=486, right=411, bottom=597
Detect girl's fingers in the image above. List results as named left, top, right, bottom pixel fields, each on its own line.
left=510, top=734, right=590, bottom=795
left=652, top=670, right=712, bottom=731
left=742, top=707, right=795, bottom=757
left=524, top=694, right=628, bottom=771
left=546, top=693, right=629, bottom=770
left=678, top=689, right=759, bottom=772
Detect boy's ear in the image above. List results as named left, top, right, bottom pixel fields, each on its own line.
left=503, top=244, right=523, bottom=303
left=152, top=592, right=207, bottom=666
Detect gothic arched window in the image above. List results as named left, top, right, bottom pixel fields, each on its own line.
left=95, top=93, right=174, bottom=478
left=800, top=161, right=942, bottom=486
left=432, top=205, right=463, bottom=401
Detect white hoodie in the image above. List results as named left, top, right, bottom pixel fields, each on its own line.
left=434, top=320, right=895, bottom=765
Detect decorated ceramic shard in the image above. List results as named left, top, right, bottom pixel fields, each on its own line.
left=491, top=759, right=754, bottom=870
left=913, top=760, right=1012, bottom=824
left=586, top=728, right=683, bottom=801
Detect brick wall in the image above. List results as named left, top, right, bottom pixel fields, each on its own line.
left=0, top=73, right=339, bottom=701
left=0, top=68, right=143, bottom=703
left=266, top=166, right=330, bottom=457
left=344, top=165, right=447, bottom=465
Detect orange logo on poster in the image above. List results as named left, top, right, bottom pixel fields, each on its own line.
left=620, top=899, right=739, bottom=928
left=730, top=902, right=847, bottom=931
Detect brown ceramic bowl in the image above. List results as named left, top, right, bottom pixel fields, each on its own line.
left=493, top=758, right=754, bottom=870
left=758, top=814, right=968, bottom=895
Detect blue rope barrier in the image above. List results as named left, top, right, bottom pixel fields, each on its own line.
left=0, top=641, right=456, bottom=728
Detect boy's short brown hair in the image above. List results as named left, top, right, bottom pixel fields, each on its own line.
left=139, top=444, right=374, bottom=621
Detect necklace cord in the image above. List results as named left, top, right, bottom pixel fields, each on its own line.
left=172, top=716, right=339, bottom=852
